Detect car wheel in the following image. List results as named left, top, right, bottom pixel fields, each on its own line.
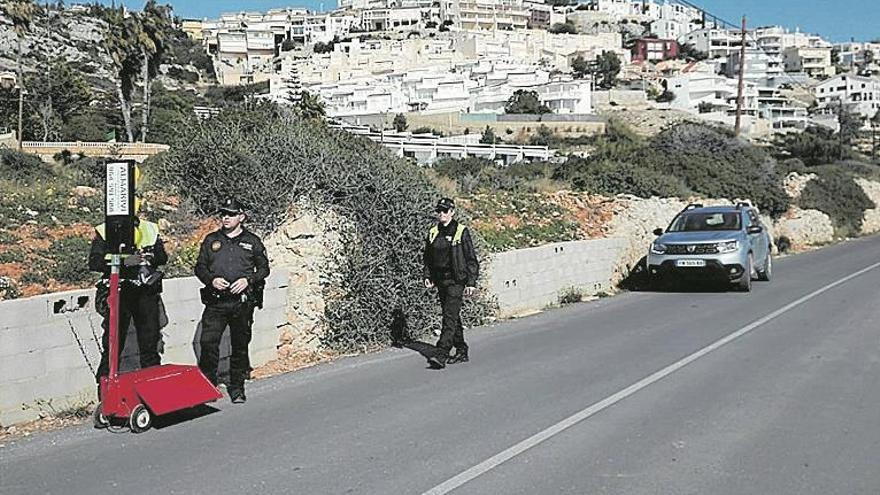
left=757, top=253, right=772, bottom=281
left=737, top=253, right=753, bottom=292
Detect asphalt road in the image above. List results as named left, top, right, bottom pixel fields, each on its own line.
left=2, top=235, right=880, bottom=495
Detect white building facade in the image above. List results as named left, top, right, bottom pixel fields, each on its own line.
left=814, top=75, right=880, bottom=122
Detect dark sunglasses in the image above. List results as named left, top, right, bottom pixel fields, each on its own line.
left=435, top=207, right=451, bottom=214
left=219, top=211, right=240, bottom=218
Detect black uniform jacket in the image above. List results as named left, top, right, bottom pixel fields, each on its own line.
left=423, top=221, right=480, bottom=287
left=195, top=228, right=270, bottom=289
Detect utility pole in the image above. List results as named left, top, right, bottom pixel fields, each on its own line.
left=17, top=83, right=23, bottom=150
left=734, top=15, right=747, bottom=137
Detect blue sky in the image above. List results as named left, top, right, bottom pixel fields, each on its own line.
left=104, top=0, right=879, bottom=42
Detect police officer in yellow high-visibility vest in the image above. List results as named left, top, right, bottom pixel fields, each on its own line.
left=423, top=197, right=480, bottom=369
left=89, top=213, right=168, bottom=385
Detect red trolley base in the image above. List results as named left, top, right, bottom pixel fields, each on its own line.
left=96, top=364, right=223, bottom=433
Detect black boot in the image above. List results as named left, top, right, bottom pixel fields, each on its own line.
left=448, top=351, right=469, bottom=364
left=228, top=383, right=247, bottom=404
left=427, top=352, right=447, bottom=369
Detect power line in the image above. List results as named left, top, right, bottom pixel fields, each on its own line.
left=669, top=0, right=818, bottom=93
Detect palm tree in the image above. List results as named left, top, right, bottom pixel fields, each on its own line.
left=137, top=1, right=172, bottom=142
left=102, top=6, right=142, bottom=142
left=1, top=0, right=37, bottom=145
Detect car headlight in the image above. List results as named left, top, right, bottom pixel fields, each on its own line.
left=717, top=240, right=738, bottom=253
left=650, top=242, right=667, bottom=254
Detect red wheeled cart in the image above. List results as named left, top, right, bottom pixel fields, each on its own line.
left=93, top=254, right=222, bottom=433
left=93, top=160, right=221, bottom=433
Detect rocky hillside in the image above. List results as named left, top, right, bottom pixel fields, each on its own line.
left=0, top=7, right=213, bottom=92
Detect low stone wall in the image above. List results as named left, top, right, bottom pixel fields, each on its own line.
left=488, top=238, right=625, bottom=317
left=0, top=271, right=289, bottom=426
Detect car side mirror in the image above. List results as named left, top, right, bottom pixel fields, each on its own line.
left=653, top=228, right=664, bottom=236
left=747, top=225, right=763, bottom=234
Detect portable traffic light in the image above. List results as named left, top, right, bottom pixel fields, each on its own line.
left=104, top=160, right=137, bottom=254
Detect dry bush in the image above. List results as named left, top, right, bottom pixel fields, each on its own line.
left=153, top=102, right=496, bottom=351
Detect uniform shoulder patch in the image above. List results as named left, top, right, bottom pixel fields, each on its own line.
left=211, top=240, right=222, bottom=252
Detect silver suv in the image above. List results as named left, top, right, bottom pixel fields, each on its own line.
left=647, top=203, right=773, bottom=291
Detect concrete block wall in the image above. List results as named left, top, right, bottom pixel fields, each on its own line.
left=0, top=270, right=289, bottom=426
left=488, top=238, right=625, bottom=318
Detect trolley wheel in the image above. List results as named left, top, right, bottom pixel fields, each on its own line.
left=93, top=402, right=110, bottom=429
left=129, top=404, right=152, bottom=433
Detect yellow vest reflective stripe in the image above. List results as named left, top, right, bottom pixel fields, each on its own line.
left=95, top=221, right=160, bottom=250
left=428, top=224, right=465, bottom=245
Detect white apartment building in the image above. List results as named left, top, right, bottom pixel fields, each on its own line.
left=781, top=30, right=831, bottom=50
left=523, top=0, right=566, bottom=29
left=359, top=7, right=423, bottom=31
left=725, top=48, right=784, bottom=87
left=814, top=74, right=880, bottom=121
left=835, top=41, right=880, bottom=74
left=757, top=87, right=808, bottom=132
left=664, top=65, right=758, bottom=115
left=274, top=61, right=592, bottom=117
left=783, top=45, right=833, bottom=79
left=455, top=30, right=627, bottom=67
left=679, top=28, right=753, bottom=60
left=651, top=18, right=698, bottom=41
left=635, top=0, right=702, bottom=25
left=338, top=0, right=389, bottom=9
left=440, top=0, right=530, bottom=31
left=281, top=36, right=466, bottom=83
left=203, top=9, right=358, bottom=85
left=581, top=0, right=633, bottom=17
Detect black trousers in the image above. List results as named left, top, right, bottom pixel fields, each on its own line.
left=96, top=288, right=162, bottom=381
left=198, top=300, right=255, bottom=386
left=435, top=279, right=467, bottom=356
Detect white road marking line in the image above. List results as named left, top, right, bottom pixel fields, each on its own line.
left=423, top=260, right=880, bottom=495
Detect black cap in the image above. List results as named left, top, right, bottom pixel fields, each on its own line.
left=435, top=197, right=455, bottom=212
left=218, top=197, right=245, bottom=215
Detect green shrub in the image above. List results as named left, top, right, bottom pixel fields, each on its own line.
left=562, top=158, right=687, bottom=198
left=0, top=150, right=53, bottom=182
left=166, top=66, right=200, bottom=84
left=0, top=249, right=26, bottom=264
left=48, top=237, right=94, bottom=284
left=773, top=127, right=852, bottom=166
left=20, top=269, right=49, bottom=285
left=68, top=156, right=105, bottom=186
left=153, top=102, right=495, bottom=351
left=799, top=168, right=875, bottom=238
left=561, top=122, right=790, bottom=217
left=165, top=241, right=200, bottom=278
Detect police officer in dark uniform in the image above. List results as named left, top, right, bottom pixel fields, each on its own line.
left=423, top=197, right=479, bottom=369
left=195, top=198, right=269, bottom=403
left=89, top=213, right=167, bottom=386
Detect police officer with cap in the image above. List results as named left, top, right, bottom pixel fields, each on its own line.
left=423, top=197, right=479, bottom=369
left=195, top=197, right=269, bottom=403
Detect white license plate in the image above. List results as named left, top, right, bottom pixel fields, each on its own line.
left=676, top=259, right=706, bottom=268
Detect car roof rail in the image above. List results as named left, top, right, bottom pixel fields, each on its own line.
left=683, top=203, right=703, bottom=211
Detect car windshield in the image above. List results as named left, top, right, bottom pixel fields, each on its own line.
left=668, top=212, right=741, bottom=232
